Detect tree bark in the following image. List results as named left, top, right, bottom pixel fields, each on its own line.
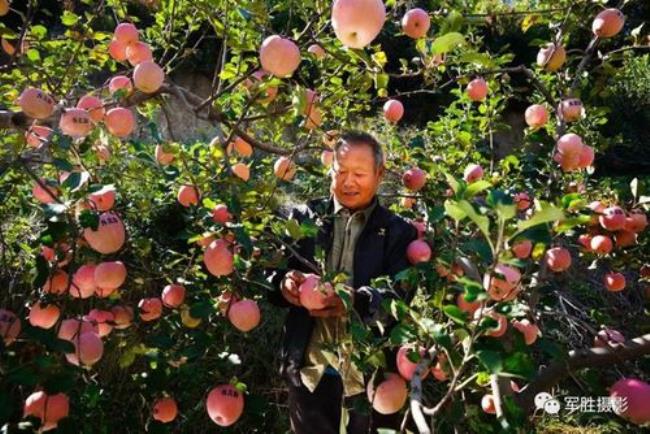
left=515, top=333, right=650, bottom=413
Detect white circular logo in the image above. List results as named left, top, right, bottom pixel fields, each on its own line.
left=534, top=392, right=553, bottom=410
left=543, top=398, right=561, bottom=415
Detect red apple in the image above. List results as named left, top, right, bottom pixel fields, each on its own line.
left=259, top=35, right=301, bottom=78
left=463, top=164, right=484, bottom=183
left=590, top=235, right=613, bottom=255
left=545, top=247, right=572, bottom=272
left=367, top=373, right=407, bottom=415
left=524, top=104, right=548, bottom=128
left=228, top=299, right=260, bottom=332
left=401, top=8, right=430, bottom=39
left=609, top=378, right=650, bottom=425
left=177, top=185, right=199, bottom=207
left=153, top=397, right=178, bottom=423
left=402, top=167, right=426, bottom=191
left=558, top=98, right=584, bottom=122
left=406, top=239, right=431, bottom=264
left=114, top=22, right=139, bottom=44
left=592, top=9, right=625, bottom=38
left=331, top=0, right=386, bottom=49
left=206, top=384, right=244, bottom=426
left=512, top=240, right=533, bottom=259
left=383, top=99, right=404, bottom=123
left=599, top=206, right=626, bottom=231
left=467, top=78, right=488, bottom=101
left=604, top=272, right=625, bottom=292
left=161, top=284, right=186, bottom=308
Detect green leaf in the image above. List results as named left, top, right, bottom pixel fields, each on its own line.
left=456, top=200, right=491, bottom=242
left=431, top=32, right=465, bottom=55
left=78, top=210, right=99, bottom=230
left=365, top=349, right=386, bottom=368
left=62, top=171, right=90, bottom=192
left=496, top=203, right=517, bottom=222
left=30, top=25, right=48, bottom=39
left=461, top=239, right=493, bottom=263
left=61, top=11, right=79, bottom=26
left=554, top=215, right=593, bottom=233
left=458, top=52, right=494, bottom=68
left=456, top=131, right=472, bottom=147
left=444, top=172, right=461, bottom=195
left=92, top=31, right=113, bottom=41
left=374, top=72, right=389, bottom=90
left=119, top=344, right=148, bottom=368
left=444, top=200, right=466, bottom=222
left=503, top=352, right=535, bottom=378
left=202, top=197, right=217, bottom=210
left=430, top=323, right=453, bottom=350
left=428, top=205, right=445, bottom=223
left=443, top=304, right=467, bottom=325
left=511, top=225, right=551, bottom=244
left=6, top=365, right=39, bottom=387
left=371, top=51, right=388, bottom=68
left=350, top=321, right=369, bottom=341
left=300, top=220, right=319, bottom=238
left=444, top=10, right=464, bottom=33
left=389, top=324, right=416, bottom=345
left=237, top=8, right=252, bottom=20
left=486, top=189, right=513, bottom=208
left=336, top=285, right=353, bottom=310
left=285, top=218, right=303, bottom=240
left=476, top=350, right=503, bottom=373
left=560, top=193, right=583, bottom=209
left=457, top=277, right=484, bottom=302
left=464, top=180, right=491, bottom=198
left=52, top=158, right=74, bottom=172
left=515, top=204, right=564, bottom=234
left=233, top=227, right=253, bottom=256
left=26, top=49, right=41, bottom=61
left=388, top=299, right=410, bottom=320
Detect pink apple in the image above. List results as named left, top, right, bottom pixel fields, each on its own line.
left=401, top=8, right=430, bottom=39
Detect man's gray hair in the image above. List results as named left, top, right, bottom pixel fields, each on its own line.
left=333, top=131, right=384, bottom=170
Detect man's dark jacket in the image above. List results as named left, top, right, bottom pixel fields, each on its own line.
left=266, top=197, right=418, bottom=387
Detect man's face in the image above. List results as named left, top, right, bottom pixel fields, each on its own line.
left=330, top=141, right=383, bottom=210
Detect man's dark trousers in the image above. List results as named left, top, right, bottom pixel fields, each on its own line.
left=288, top=372, right=402, bottom=434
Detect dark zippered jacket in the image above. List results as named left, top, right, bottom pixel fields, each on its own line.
left=266, top=197, right=418, bottom=387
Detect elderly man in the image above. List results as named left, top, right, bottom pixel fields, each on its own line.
left=267, top=131, right=418, bottom=433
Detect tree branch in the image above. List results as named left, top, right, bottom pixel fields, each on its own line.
left=515, top=333, right=650, bottom=413
left=409, top=355, right=433, bottom=434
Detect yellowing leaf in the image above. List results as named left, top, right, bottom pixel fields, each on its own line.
left=521, top=14, right=540, bottom=33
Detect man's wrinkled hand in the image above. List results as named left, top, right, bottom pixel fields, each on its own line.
left=280, top=270, right=305, bottom=306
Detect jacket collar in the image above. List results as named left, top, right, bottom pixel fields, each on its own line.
left=332, top=195, right=378, bottom=222
left=307, top=196, right=389, bottom=228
